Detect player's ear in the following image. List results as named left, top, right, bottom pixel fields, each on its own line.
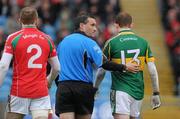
left=114, top=23, right=120, bottom=33
left=130, top=23, right=134, bottom=28
left=34, top=17, right=38, bottom=25
left=18, top=18, right=21, bottom=24
left=36, top=18, right=42, bottom=28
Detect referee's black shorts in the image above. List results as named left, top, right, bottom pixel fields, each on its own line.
left=55, top=80, right=97, bottom=116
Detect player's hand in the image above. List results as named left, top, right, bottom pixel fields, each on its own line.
left=125, top=61, right=139, bottom=73
left=93, top=87, right=99, bottom=99
left=47, top=80, right=53, bottom=89
left=151, top=94, right=161, bottom=110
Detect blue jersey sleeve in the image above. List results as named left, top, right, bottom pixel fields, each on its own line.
left=86, top=40, right=103, bottom=68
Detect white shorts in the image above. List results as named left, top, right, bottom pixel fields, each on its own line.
left=110, top=90, right=142, bottom=117
left=6, top=95, right=51, bottom=115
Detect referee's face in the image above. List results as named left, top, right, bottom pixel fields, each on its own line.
left=83, top=17, right=97, bottom=37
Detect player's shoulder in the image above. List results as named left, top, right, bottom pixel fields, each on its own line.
left=130, top=34, right=148, bottom=46
left=38, top=30, right=52, bottom=40
left=104, top=34, right=120, bottom=47
left=134, top=34, right=149, bottom=44
left=7, top=30, right=23, bottom=41
left=38, top=31, right=56, bottom=46
left=110, top=33, right=120, bottom=41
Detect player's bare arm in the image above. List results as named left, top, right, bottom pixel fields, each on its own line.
left=47, top=56, right=60, bottom=88
left=0, top=53, right=13, bottom=87
left=147, top=62, right=161, bottom=110
left=94, top=68, right=106, bottom=89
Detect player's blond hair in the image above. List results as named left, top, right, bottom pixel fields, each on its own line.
left=115, top=12, right=132, bottom=27
left=20, top=7, right=38, bottom=24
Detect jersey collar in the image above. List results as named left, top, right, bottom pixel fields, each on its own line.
left=74, top=30, right=93, bottom=39
left=118, top=28, right=134, bottom=35
left=22, top=24, right=36, bottom=28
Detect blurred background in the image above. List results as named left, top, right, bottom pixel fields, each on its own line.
left=0, top=0, right=180, bottom=119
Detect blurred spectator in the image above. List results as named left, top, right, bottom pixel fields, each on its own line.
left=0, top=27, right=6, bottom=58
left=0, top=15, right=7, bottom=29
left=160, top=0, right=180, bottom=95
left=5, top=10, right=21, bottom=34
left=0, top=0, right=121, bottom=58
left=42, top=21, right=56, bottom=40
left=55, top=23, right=70, bottom=45
left=0, top=0, right=11, bottom=16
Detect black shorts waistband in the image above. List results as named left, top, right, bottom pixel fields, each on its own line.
left=59, top=80, right=93, bottom=85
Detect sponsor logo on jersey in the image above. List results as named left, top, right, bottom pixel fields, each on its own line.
left=23, top=34, right=38, bottom=39
left=119, top=37, right=137, bottom=42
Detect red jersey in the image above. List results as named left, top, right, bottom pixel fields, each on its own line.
left=4, top=27, right=57, bottom=98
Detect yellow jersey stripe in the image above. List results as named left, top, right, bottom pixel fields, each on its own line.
left=111, top=56, right=154, bottom=71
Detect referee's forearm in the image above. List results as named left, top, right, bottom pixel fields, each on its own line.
left=101, top=61, right=126, bottom=72
left=102, top=54, right=126, bottom=72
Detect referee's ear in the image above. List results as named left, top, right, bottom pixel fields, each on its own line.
left=79, top=23, right=85, bottom=32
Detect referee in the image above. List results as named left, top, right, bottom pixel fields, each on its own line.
left=55, top=13, right=139, bottom=119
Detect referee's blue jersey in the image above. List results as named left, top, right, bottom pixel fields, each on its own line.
left=57, top=32, right=103, bottom=83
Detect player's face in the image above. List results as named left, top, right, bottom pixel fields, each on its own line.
left=83, top=17, right=97, bottom=37
left=114, top=23, right=120, bottom=34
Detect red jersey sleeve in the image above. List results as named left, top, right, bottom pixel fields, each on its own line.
left=4, top=36, right=14, bottom=54
left=46, top=35, right=57, bottom=58
left=50, top=45, right=57, bottom=58
left=4, top=30, right=23, bottom=54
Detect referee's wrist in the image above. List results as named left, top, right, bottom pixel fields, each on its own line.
left=122, top=64, right=127, bottom=71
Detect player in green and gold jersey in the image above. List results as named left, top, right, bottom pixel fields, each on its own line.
left=95, top=12, right=161, bottom=119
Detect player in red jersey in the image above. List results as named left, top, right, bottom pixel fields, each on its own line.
left=0, top=7, right=60, bottom=119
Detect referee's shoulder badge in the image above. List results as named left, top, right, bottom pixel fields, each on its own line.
left=93, top=45, right=101, bottom=54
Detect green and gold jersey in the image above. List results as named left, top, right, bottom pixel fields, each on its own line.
left=103, top=29, right=155, bottom=100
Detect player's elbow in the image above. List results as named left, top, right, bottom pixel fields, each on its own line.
left=55, top=67, right=60, bottom=74
left=0, top=62, right=9, bottom=72
left=97, top=68, right=106, bottom=80
left=53, top=64, right=60, bottom=74
left=147, top=62, right=157, bottom=75
left=97, top=73, right=105, bottom=80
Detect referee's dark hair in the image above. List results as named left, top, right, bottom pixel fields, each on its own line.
left=115, top=12, right=132, bottom=27
left=74, top=13, right=95, bottom=31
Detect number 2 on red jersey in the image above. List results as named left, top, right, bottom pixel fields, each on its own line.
left=27, top=44, right=42, bottom=68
